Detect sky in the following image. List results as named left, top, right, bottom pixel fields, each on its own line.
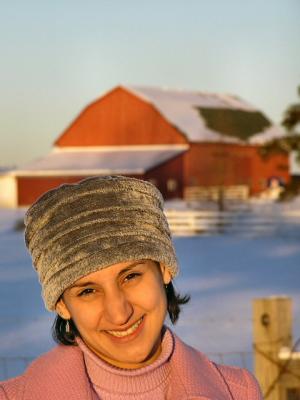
left=1, top=0, right=300, bottom=167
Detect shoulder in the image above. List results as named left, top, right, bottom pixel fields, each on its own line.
left=0, top=345, right=80, bottom=399
left=25, top=343, right=79, bottom=371
left=169, top=330, right=262, bottom=399
left=216, top=363, right=263, bottom=399
left=0, top=376, right=25, bottom=399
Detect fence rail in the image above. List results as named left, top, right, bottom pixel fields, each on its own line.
left=184, top=185, right=250, bottom=201
left=164, top=207, right=300, bottom=236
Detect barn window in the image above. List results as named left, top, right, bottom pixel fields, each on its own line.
left=189, top=177, right=198, bottom=185
left=277, top=163, right=288, bottom=171
left=167, top=179, right=178, bottom=192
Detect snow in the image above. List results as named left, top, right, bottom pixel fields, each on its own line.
left=249, top=124, right=287, bottom=145
left=127, top=86, right=285, bottom=144
left=12, top=147, right=186, bottom=175
left=0, top=203, right=299, bottom=379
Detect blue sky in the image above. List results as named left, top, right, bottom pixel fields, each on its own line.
left=1, top=0, right=299, bottom=166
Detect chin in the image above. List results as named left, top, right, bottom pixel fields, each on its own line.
left=119, top=342, right=157, bottom=366
left=123, top=347, right=151, bottom=363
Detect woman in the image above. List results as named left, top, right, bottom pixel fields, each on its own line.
left=0, top=175, right=262, bottom=399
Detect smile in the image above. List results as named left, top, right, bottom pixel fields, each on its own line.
left=106, top=317, right=144, bottom=338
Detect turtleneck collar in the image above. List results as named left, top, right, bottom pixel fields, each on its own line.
left=76, top=327, right=174, bottom=396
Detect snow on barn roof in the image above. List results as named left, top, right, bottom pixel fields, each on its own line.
left=12, top=146, right=187, bottom=176
left=126, top=85, right=285, bottom=144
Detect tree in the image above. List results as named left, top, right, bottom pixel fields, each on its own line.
left=261, top=86, right=300, bottom=161
left=260, top=86, right=300, bottom=199
left=282, top=85, right=300, bottom=134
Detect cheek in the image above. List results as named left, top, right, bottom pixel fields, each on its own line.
left=135, top=284, right=167, bottom=312
left=68, top=302, right=103, bottom=330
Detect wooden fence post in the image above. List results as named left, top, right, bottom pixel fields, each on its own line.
left=253, top=296, right=292, bottom=400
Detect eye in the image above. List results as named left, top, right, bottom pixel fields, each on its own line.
left=124, top=272, right=141, bottom=283
left=78, top=288, right=95, bottom=297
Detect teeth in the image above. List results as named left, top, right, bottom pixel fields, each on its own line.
left=106, top=317, right=143, bottom=337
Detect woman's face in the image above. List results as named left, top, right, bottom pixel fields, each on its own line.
left=56, top=259, right=171, bottom=369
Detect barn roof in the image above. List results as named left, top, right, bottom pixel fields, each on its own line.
left=125, top=85, right=285, bottom=144
left=12, top=146, right=187, bottom=176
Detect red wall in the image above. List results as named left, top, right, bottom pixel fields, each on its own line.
left=17, top=170, right=182, bottom=206
left=145, top=154, right=184, bottom=199
left=17, top=156, right=186, bottom=207
left=17, top=176, right=89, bottom=206
left=18, top=143, right=290, bottom=206
left=183, top=143, right=290, bottom=195
left=55, top=87, right=188, bottom=147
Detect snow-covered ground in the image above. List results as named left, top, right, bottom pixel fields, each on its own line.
left=0, top=203, right=299, bottom=379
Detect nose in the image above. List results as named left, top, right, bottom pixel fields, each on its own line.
left=103, top=287, right=134, bottom=326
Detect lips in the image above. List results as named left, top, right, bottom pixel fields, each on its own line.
left=105, top=316, right=144, bottom=338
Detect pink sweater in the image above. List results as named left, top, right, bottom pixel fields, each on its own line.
left=77, top=329, right=176, bottom=399
left=0, top=329, right=262, bottom=399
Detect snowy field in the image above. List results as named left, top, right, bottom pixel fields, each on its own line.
left=0, top=203, right=300, bottom=379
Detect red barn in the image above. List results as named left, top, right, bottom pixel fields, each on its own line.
left=0, top=85, right=289, bottom=207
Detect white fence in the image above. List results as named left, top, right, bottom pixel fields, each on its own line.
left=164, top=207, right=300, bottom=236
left=184, top=185, right=249, bottom=202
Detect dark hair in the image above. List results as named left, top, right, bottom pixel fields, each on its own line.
left=52, top=281, right=190, bottom=345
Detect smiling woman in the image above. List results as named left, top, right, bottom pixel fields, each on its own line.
left=56, top=260, right=172, bottom=369
left=0, top=176, right=262, bottom=399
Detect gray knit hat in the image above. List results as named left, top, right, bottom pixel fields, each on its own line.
left=24, top=176, right=178, bottom=311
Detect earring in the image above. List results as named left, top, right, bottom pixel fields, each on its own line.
left=66, top=319, right=70, bottom=334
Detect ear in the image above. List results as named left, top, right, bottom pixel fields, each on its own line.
left=55, top=297, right=71, bottom=320
left=159, top=263, right=172, bottom=285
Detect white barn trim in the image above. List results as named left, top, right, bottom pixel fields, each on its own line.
left=0, top=175, right=18, bottom=208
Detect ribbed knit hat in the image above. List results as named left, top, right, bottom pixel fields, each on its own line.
left=24, top=176, right=178, bottom=311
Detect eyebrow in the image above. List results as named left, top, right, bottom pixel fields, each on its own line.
left=68, top=260, right=147, bottom=289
